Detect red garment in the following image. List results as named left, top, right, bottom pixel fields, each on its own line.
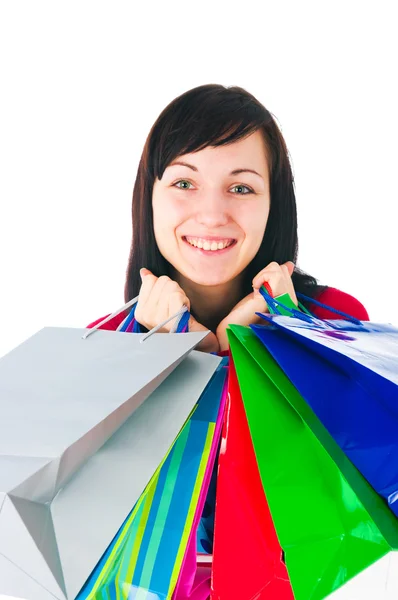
left=86, top=286, right=369, bottom=333
left=310, top=286, right=369, bottom=321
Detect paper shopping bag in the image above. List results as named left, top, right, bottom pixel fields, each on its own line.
left=212, top=356, right=294, bottom=600
left=0, top=326, right=216, bottom=600
left=79, top=358, right=227, bottom=600
left=252, top=313, right=398, bottom=516
left=227, top=324, right=398, bottom=600
left=172, top=359, right=228, bottom=600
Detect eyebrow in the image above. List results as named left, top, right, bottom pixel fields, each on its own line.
left=168, top=161, right=264, bottom=180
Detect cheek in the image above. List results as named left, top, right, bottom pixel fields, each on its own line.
left=237, top=203, right=269, bottom=249
left=152, top=197, right=188, bottom=245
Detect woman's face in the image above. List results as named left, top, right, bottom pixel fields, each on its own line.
left=152, top=129, right=271, bottom=288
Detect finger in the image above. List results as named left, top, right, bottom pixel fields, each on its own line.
left=140, top=267, right=153, bottom=279
left=254, top=271, right=287, bottom=299
left=253, top=260, right=295, bottom=293
left=275, top=265, right=298, bottom=304
left=220, top=290, right=271, bottom=327
left=252, top=264, right=282, bottom=289
left=253, top=267, right=284, bottom=291
left=145, top=278, right=175, bottom=327
left=150, top=275, right=173, bottom=309
left=283, top=261, right=295, bottom=277
left=168, top=290, right=189, bottom=315
left=137, top=273, right=172, bottom=323
left=135, top=273, right=158, bottom=327
left=281, top=264, right=296, bottom=288
left=151, top=279, right=186, bottom=326
left=280, top=265, right=296, bottom=287
left=253, top=261, right=294, bottom=288
left=137, top=269, right=158, bottom=306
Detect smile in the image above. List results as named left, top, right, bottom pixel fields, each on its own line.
left=183, top=236, right=236, bottom=252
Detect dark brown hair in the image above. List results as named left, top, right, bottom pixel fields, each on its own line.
left=124, top=83, right=326, bottom=311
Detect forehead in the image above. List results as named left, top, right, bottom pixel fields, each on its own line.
left=166, top=130, right=270, bottom=178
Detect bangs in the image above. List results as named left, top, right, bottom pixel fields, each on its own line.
left=148, top=84, right=272, bottom=181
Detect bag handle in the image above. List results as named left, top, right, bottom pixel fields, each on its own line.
left=82, top=296, right=189, bottom=341
left=259, top=287, right=363, bottom=326
left=118, top=300, right=189, bottom=336
left=118, top=301, right=144, bottom=333
left=259, top=286, right=315, bottom=324
left=174, top=307, right=190, bottom=333
left=116, top=300, right=140, bottom=332
left=295, top=292, right=362, bottom=324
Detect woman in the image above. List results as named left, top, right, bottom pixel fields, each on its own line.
left=86, top=83, right=369, bottom=586
left=88, top=83, right=368, bottom=344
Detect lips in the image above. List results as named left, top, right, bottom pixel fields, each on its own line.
left=183, top=236, right=236, bottom=252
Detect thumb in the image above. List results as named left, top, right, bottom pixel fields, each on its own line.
left=285, top=261, right=295, bottom=277
left=140, top=267, right=152, bottom=280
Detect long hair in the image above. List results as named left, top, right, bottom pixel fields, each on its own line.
left=124, top=84, right=326, bottom=311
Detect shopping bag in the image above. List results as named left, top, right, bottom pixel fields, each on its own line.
left=78, top=358, right=227, bottom=600
left=0, top=325, right=216, bottom=600
left=252, top=309, right=398, bottom=516
left=212, top=356, right=294, bottom=600
left=172, top=359, right=228, bottom=600
left=227, top=324, right=398, bottom=600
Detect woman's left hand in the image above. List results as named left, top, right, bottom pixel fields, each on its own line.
left=216, top=261, right=297, bottom=351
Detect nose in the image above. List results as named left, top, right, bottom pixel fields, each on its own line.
left=194, top=191, right=229, bottom=228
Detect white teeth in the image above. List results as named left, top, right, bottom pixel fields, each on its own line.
left=185, top=237, right=233, bottom=251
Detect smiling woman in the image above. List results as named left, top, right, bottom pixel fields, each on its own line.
left=88, top=84, right=369, bottom=350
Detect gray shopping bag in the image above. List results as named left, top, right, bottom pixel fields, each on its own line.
left=0, top=326, right=218, bottom=599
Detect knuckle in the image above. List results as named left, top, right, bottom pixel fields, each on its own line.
left=169, top=289, right=182, bottom=299
left=253, top=269, right=267, bottom=282
left=255, top=264, right=279, bottom=281
left=167, top=280, right=181, bottom=292
left=157, top=275, right=170, bottom=285
left=170, top=289, right=189, bottom=306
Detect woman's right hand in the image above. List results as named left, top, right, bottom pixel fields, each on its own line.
left=135, top=268, right=190, bottom=333
left=135, top=268, right=220, bottom=353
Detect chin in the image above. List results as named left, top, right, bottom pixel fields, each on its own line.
left=184, top=270, right=239, bottom=288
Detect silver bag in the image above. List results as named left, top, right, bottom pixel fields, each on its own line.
left=0, top=323, right=219, bottom=599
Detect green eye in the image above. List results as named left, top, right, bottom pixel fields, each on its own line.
left=174, top=180, right=193, bottom=190
left=231, top=184, right=254, bottom=194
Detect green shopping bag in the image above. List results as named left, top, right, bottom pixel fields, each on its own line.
left=227, top=324, right=398, bottom=600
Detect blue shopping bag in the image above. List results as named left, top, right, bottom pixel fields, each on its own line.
left=251, top=290, right=398, bottom=517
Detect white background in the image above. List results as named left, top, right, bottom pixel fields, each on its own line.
left=0, top=1, right=397, bottom=360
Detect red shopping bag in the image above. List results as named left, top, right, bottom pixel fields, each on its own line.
left=211, top=358, right=293, bottom=599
